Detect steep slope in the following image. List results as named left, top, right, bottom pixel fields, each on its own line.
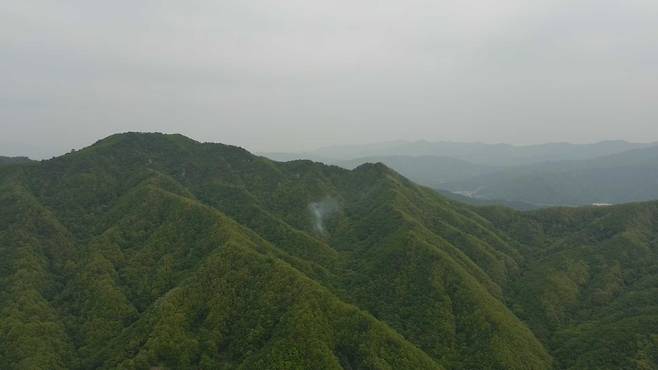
left=326, top=164, right=549, bottom=369
left=0, top=182, right=76, bottom=369
left=0, top=133, right=553, bottom=369
left=1, top=152, right=442, bottom=369
left=67, top=181, right=442, bottom=370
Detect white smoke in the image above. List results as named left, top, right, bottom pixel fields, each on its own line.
left=308, top=197, right=340, bottom=234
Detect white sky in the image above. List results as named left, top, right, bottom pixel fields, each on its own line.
left=1, top=0, right=657, bottom=158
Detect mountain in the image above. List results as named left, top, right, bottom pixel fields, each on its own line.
left=264, top=140, right=655, bottom=166
left=442, top=145, right=658, bottom=207
left=0, top=133, right=548, bottom=369
left=1, top=132, right=657, bottom=369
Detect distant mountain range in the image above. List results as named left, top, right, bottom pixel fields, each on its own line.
left=264, top=140, right=658, bottom=209
left=441, top=145, right=658, bottom=206
left=265, top=140, right=655, bottom=166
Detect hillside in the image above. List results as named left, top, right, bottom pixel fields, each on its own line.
left=442, top=145, right=658, bottom=207
left=476, top=204, right=658, bottom=369
left=1, top=133, right=657, bottom=369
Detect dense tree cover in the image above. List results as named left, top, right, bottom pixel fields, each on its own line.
left=476, top=204, right=658, bottom=369
left=0, top=132, right=656, bottom=369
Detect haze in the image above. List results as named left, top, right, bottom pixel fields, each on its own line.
left=2, top=0, right=657, bottom=159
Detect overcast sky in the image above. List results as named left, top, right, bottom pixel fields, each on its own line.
left=2, top=0, right=657, bottom=158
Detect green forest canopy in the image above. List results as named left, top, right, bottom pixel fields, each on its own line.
left=1, top=132, right=657, bottom=369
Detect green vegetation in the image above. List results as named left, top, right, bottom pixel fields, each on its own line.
left=476, top=204, right=658, bottom=369
left=1, top=132, right=657, bottom=369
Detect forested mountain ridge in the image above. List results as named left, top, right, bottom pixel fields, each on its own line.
left=1, top=132, right=656, bottom=369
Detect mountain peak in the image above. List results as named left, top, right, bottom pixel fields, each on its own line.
left=352, top=161, right=399, bottom=177
left=93, top=132, right=199, bottom=148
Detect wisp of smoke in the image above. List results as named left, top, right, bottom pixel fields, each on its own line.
left=308, top=197, right=340, bottom=234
